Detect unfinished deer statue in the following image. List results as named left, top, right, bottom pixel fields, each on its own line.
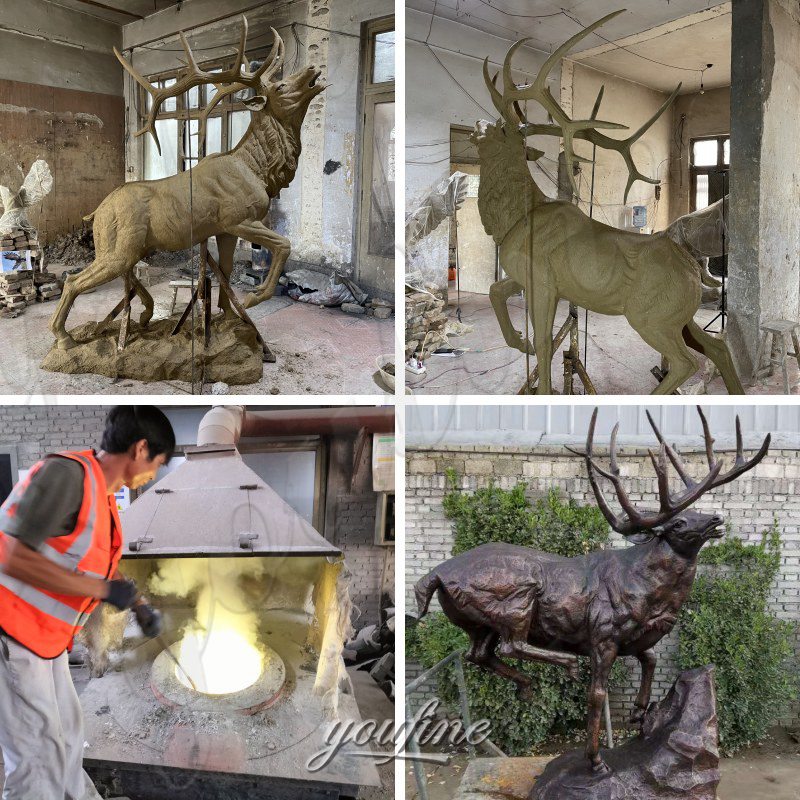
left=415, top=406, right=769, bottom=773
left=50, top=18, right=325, bottom=350
left=474, top=10, right=743, bottom=394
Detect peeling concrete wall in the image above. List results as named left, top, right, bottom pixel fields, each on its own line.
left=667, top=86, right=730, bottom=223
left=121, top=0, right=393, bottom=295
left=405, top=8, right=561, bottom=293
left=728, top=0, right=800, bottom=376
left=0, top=80, right=125, bottom=242
left=569, top=63, right=671, bottom=232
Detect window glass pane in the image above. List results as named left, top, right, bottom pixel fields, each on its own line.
left=229, top=110, right=250, bottom=149
left=372, top=31, right=395, bottom=83
left=208, top=68, right=223, bottom=103
left=144, top=118, right=178, bottom=179
left=367, top=101, right=395, bottom=257
left=206, top=116, right=222, bottom=155
left=183, top=118, right=199, bottom=158
left=723, top=138, right=730, bottom=165
left=695, top=174, right=709, bottom=210
left=693, top=139, right=717, bottom=167
left=162, top=78, right=177, bottom=112
left=187, top=84, right=201, bottom=110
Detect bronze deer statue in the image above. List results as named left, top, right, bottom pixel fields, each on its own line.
left=415, top=407, right=769, bottom=774
left=50, top=18, right=325, bottom=350
left=473, top=10, right=743, bottom=394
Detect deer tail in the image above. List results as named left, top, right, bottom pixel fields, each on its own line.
left=414, top=568, right=442, bottom=619
left=82, top=210, right=96, bottom=224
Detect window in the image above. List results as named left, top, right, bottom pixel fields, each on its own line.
left=690, top=135, right=729, bottom=212
left=139, top=53, right=270, bottom=180
left=357, top=18, right=395, bottom=290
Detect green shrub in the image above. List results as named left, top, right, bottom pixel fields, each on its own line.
left=678, top=523, right=798, bottom=755
left=409, top=474, right=622, bottom=755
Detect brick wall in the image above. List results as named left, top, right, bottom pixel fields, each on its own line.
left=0, top=405, right=109, bottom=468
left=406, top=444, right=800, bottom=726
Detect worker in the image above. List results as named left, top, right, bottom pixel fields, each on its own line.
left=0, top=406, right=175, bottom=800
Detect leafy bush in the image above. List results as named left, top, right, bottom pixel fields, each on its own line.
left=678, top=523, right=798, bottom=755
left=408, top=474, right=622, bottom=755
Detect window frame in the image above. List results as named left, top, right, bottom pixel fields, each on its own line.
left=690, top=134, right=729, bottom=212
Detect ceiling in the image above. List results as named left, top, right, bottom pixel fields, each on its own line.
left=48, top=0, right=181, bottom=25
left=410, top=0, right=732, bottom=93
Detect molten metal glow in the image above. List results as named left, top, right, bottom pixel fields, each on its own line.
left=176, top=628, right=262, bottom=695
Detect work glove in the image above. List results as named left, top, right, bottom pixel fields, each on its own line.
left=133, top=603, right=163, bottom=638
left=103, top=578, right=138, bottom=611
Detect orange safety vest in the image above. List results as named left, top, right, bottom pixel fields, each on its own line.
left=0, top=450, right=123, bottom=659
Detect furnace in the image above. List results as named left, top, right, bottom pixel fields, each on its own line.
left=77, top=408, right=381, bottom=799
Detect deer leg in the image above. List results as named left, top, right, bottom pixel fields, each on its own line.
left=682, top=320, right=745, bottom=394
left=630, top=648, right=656, bottom=728
left=224, top=221, right=290, bottom=310
left=130, top=273, right=153, bottom=327
left=529, top=284, right=558, bottom=394
left=50, top=255, right=134, bottom=350
left=489, top=277, right=533, bottom=354
left=628, top=312, right=698, bottom=395
left=467, top=631, right=534, bottom=700
left=497, top=637, right=579, bottom=680
left=586, top=644, right=617, bottom=774
left=215, top=233, right=238, bottom=320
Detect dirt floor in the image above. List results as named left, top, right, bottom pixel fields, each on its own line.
left=405, top=727, right=800, bottom=800
left=408, top=290, right=798, bottom=396
left=0, top=267, right=393, bottom=395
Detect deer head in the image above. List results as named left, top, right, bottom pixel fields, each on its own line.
left=569, top=407, right=770, bottom=558
left=480, top=10, right=681, bottom=201
left=114, top=16, right=326, bottom=155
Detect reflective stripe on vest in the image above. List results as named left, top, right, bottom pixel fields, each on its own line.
left=0, top=571, right=82, bottom=626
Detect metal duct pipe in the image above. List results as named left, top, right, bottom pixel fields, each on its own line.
left=197, top=405, right=245, bottom=446
left=241, top=407, right=394, bottom=437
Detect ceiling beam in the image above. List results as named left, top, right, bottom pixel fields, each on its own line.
left=70, top=0, right=145, bottom=20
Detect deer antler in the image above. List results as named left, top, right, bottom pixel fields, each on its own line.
left=485, top=10, right=680, bottom=201
left=114, top=17, right=284, bottom=155
left=568, top=407, right=770, bottom=535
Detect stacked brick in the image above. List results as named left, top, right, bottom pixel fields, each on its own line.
left=406, top=444, right=800, bottom=726
left=0, top=229, right=41, bottom=263
left=405, top=287, right=448, bottom=360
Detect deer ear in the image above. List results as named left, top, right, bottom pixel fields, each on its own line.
left=243, top=95, right=267, bottom=111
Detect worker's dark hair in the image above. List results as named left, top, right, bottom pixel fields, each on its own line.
left=101, top=406, right=175, bottom=463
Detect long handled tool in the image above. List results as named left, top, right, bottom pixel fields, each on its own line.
left=155, top=632, right=197, bottom=692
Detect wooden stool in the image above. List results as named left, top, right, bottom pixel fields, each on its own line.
left=169, top=279, right=195, bottom=314
left=754, top=319, right=800, bottom=393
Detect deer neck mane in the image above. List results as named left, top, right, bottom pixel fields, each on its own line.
left=633, top=536, right=699, bottom=605
left=235, top=113, right=301, bottom=198
left=475, top=121, right=549, bottom=245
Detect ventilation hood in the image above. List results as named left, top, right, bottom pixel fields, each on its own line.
left=120, top=441, right=341, bottom=559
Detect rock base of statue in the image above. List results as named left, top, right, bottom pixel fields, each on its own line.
left=531, top=666, right=720, bottom=800
left=41, top=315, right=264, bottom=385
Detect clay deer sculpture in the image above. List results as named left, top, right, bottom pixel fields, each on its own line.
left=415, top=406, right=769, bottom=773
left=50, top=18, right=325, bottom=350
left=473, top=10, right=743, bottom=394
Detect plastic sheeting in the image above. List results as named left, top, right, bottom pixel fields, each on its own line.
left=405, top=171, right=469, bottom=250
left=0, top=160, right=53, bottom=236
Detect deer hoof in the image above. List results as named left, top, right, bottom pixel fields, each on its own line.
left=591, top=757, right=611, bottom=775
left=244, top=292, right=259, bottom=309
left=55, top=334, right=78, bottom=351
left=139, top=313, right=152, bottom=328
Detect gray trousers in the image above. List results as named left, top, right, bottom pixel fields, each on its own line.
left=0, top=632, right=102, bottom=800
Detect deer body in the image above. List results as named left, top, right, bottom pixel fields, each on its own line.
left=415, top=407, right=769, bottom=774
left=474, top=12, right=744, bottom=394
left=50, top=22, right=324, bottom=350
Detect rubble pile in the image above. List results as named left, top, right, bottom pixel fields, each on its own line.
left=44, top=228, right=95, bottom=266
left=344, top=606, right=395, bottom=701
left=406, top=285, right=448, bottom=360
left=281, top=268, right=394, bottom=319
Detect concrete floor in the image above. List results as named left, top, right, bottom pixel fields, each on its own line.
left=406, top=748, right=800, bottom=800
left=408, top=291, right=799, bottom=395
left=0, top=271, right=393, bottom=395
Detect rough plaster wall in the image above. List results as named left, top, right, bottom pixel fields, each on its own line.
left=667, top=87, right=730, bottom=223
left=0, top=80, right=125, bottom=243
left=326, top=435, right=394, bottom=629
left=728, top=0, right=800, bottom=376
left=570, top=63, right=671, bottom=232
left=405, top=446, right=800, bottom=726
left=405, top=8, right=561, bottom=291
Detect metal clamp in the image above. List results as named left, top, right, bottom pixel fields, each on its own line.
left=238, top=532, right=259, bottom=550
left=129, top=536, right=154, bottom=552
